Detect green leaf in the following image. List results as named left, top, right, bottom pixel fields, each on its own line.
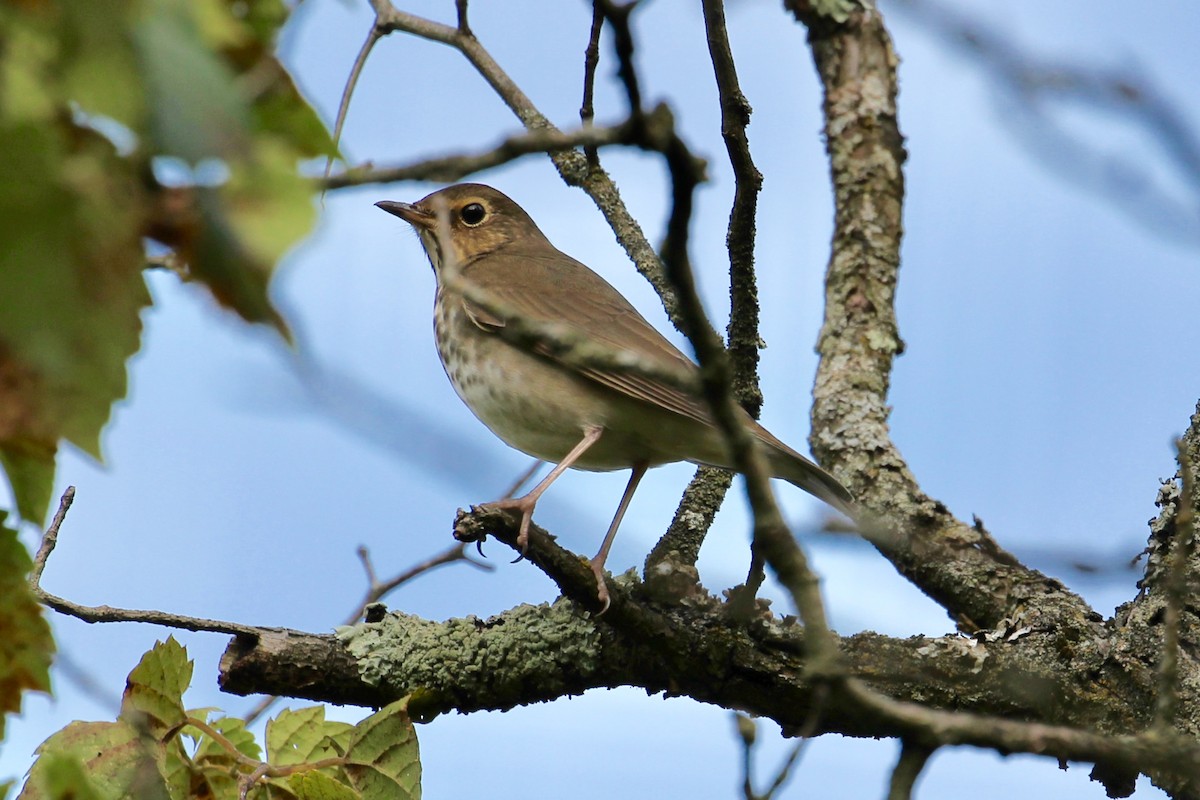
left=343, top=699, right=420, bottom=800
left=267, top=706, right=353, bottom=768
left=19, top=721, right=170, bottom=800
left=0, top=512, right=54, bottom=738
left=185, top=185, right=293, bottom=336
left=15, top=754, right=101, bottom=800
left=0, top=447, right=53, bottom=532
left=59, top=1, right=144, bottom=126
left=289, top=770, right=362, bottom=800
left=120, top=638, right=192, bottom=738
left=132, top=0, right=250, bottom=162
left=0, top=118, right=149, bottom=524
left=0, top=0, right=333, bottom=519
left=205, top=0, right=336, bottom=159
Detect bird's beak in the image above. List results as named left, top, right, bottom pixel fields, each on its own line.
left=375, top=200, right=436, bottom=230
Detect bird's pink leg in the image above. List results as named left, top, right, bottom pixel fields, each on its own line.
left=483, top=426, right=603, bottom=553
left=590, top=463, right=648, bottom=613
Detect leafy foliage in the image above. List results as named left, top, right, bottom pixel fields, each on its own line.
left=0, top=0, right=332, bottom=524
left=19, top=640, right=421, bottom=800
left=0, top=512, right=53, bottom=738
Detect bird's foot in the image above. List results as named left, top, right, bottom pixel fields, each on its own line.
left=588, top=557, right=611, bottom=616
left=478, top=495, right=537, bottom=561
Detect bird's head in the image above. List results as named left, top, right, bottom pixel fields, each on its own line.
left=376, top=183, right=549, bottom=272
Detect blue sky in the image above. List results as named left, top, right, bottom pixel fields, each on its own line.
left=5, top=1, right=1199, bottom=797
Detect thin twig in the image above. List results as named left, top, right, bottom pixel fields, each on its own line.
left=322, top=119, right=642, bottom=189
left=657, top=128, right=835, bottom=648
left=580, top=2, right=605, bottom=166
left=701, top=0, right=765, bottom=416
left=843, top=677, right=1200, bottom=789
left=30, top=488, right=266, bottom=636
left=595, top=1, right=643, bottom=116
left=701, top=0, right=767, bottom=599
left=29, top=485, right=74, bottom=588
left=759, top=740, right=807, bottom=800
left=245, top=541, right=492, bottom=726
left=500, top=460, right=543, bottom=500
left=735, top=712, right=806, bottom=800
left=887, top=740, right=935, bottom=800
left=321, top=22, right=383, bottom=190
left=454, top=0, right=471, bottom=36
left=348, top=543, right=488, bottom=626
left=644, top=466, right=732, bottom=576
left=602, top=12, right=837, bottom=667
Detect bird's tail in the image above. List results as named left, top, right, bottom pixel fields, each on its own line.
left=753, top=425, right=855, bottom=518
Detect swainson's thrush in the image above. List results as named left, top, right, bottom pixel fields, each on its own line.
left=377, top=184, right=852, bottom=609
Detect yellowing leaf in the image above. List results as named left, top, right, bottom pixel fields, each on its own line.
left=19, top=721, right=170, bottom=800
left=0, top=512, right=53, bottom=737
left=289, top=770, right=363, bottom=800
left=343, top=699, right=421, bottom=800
left=0, top=119, right=149, bottom=524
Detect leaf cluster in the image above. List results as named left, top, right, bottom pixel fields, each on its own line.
left=0, top=0, right=331, bottom=524
left=19, top=639, right=420, bottom=800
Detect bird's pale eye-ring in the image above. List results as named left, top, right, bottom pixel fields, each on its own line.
left=460, top=202, right=487, bottom=226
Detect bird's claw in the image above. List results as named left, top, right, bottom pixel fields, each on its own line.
left=590, top=560, right=611, bottom=616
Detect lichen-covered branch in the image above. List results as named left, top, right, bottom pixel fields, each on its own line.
left=218, top=596, right=1200, bottom=791
left=786, top=2, right=1097, bottom=638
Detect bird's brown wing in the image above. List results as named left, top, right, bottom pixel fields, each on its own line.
left=460, top=245, right=855, bottom=513
left=460, top=247, right=714, bottom=426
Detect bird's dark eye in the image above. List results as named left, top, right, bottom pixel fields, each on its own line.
left=460, top=203, right=487, bottom=226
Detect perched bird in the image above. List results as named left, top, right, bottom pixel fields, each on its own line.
left=377, top=183, right=852, bottom=609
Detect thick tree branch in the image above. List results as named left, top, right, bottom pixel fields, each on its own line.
left=219, top=593, right=1200, bottom=790
left=786, top=2, right=1099, bottom=638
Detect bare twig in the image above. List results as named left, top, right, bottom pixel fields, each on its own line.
left=646, top=0, right=772, bottom=582
left=580, top=2, right=605, bottom=166
left=454, top=0, right=471, bottom=36
left=348, top=543, right=489, bottom=626
left=30, top=488, right=266, bottom=637
left=321, top=21, right=383, bottom=189
left=635, top=40, right=837, bottom=667
left=322, top=120, right=642, bottom=189
left=734, top=713, right=809, bottom=800
left=842, top=678, right=1200, bottom=791
left=644, top=466, right=732, bottom=577
left=595, top=1, right=643, bottom=117
left=887, top=740, right=935, bottom=800
left=700, top=0, right=768, bottom=600
left=500, top=460, right=543, bottom=500
left=701, top=0, right=765, bottom=416
left=29, top=485, right=74, bottom=589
